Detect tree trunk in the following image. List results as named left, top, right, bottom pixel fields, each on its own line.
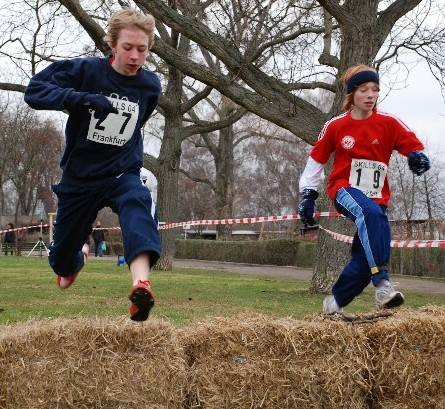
left=214, top=125, right=235, bottom=239
left=310, top=202, right=354, bottom=294
left=152, top=67, right=183, bottom=271
left=309, top=154, right=354, bottom=293
left=155, top=122, right=181, bottom=270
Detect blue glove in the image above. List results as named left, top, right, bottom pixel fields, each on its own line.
left=298, top=188, right=319, bottom=226
left=82, top=94, right=118, bottom=120
left=407, top=151, right=430, bottom=176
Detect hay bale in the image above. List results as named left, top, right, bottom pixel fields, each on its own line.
left=0, top=318, right=187, bottom=409
left=364, top=307, right=445, bottom=409
left=178, top=314, right=373, bottom=408
left=2, top=307, right=445, bottom=408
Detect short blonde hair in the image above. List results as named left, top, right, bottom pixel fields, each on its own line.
left=341, top=65, right=379, bottom=111
left=104, top=8, right=155, bottom=50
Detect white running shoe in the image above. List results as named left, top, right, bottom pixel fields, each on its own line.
left=375, top=280, right=404, bottom=309
left=323, top=295, right=342, bottom=315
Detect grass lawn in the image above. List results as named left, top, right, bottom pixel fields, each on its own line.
left=1, top=256, right=445, bottom=326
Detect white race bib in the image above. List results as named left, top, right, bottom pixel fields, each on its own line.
left=349, top=158, right=387, bottom=198
left=86, top=96, right=139, bottom=146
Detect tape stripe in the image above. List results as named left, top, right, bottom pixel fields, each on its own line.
left=318, top=224, right=445, bottom=249
left=160, top=212, right=342, bottom=229
left=3, top=212, right=444, bottom=248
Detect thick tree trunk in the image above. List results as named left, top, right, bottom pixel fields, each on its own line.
left=309, top=161, right=355, bottom=294
left=152, top=67, right=183, bottom=271
left=310, top=212, right=354, bottom=294
left=154, top=122, right=181, bottom=270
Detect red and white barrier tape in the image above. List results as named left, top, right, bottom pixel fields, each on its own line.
left=319, top=225, right=445, bottom=248
left=1, top=212, right=340, bottom=234
left=318, top=225, right=353, bottom=244
left=0, top=224, right=49, bottom=235
left=159, top=212, right=341, bottom=229
left=3, top=212, right=443, bottom=248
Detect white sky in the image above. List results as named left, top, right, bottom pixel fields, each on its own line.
left=379, top=61, right=445, bottom=158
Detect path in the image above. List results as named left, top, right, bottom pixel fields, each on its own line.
left=89, top=255, right=445, bottom=294
left=173, top=258, right=445, bottom=294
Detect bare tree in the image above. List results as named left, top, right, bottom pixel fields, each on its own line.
left=3, top=0, right=252, bottom=269
left=131, top=0, right=445, bottom=288
left=180, top=97, right=244, bottom=238
left=1, top=0, right=445, bottom=284
left=240, top=135, right=309, bottom=216
left=2, top=103, right=62, bottom=222
left=389, top=146, right=445, bottom=239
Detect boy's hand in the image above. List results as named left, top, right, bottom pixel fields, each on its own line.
left=82, top=94, right=118, bottom=120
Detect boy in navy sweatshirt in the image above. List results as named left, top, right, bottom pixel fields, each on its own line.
left=24, top=8, right=162, bottom=321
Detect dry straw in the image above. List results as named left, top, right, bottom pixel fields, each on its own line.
left=1, top=307, right=445, bottom=408
left=0, top=318, right=187, bottom=408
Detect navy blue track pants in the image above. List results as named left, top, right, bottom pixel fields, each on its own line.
left=49, top=172, right=161, bottom=277
left=332, top=187, right=391, bottom=307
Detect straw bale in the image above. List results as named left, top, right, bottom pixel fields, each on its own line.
left=2, top=307, right=445, bottom=408
left=0, top=317, right=187, bottom=409
left=362, top=307, right=445, bottom=409
left=178, top=313, right=372, bottom=408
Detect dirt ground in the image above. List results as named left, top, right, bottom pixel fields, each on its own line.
left=173, top=258, right=445, bottom=294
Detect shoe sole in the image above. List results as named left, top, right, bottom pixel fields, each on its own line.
left=323, top=311, right=344, bottom=316
left=381, top=293, right=404, bottom=309
left=129, top=287, right=155, bottom=321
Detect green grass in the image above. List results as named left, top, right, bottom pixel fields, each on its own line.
left=1, top=257, right=445, bottom=326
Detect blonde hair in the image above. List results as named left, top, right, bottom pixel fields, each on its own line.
left=341, top=65, right=379, bottom=111
left=104, top=8, right=155, bottom=50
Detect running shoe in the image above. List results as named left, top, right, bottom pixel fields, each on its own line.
left=129, top=280, right=155, bottom=321
left=323, top=294, right=343, bottom=315
left=375, top=280, right=404, bottom=309
left=57, top=244, right=88, bottom=290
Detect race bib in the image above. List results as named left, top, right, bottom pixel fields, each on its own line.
left=349, top=158, right=387, bottom=198
left=86, top=96, right=139, bottom=146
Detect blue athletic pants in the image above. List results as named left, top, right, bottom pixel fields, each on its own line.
left=49, top=172, right=161, bottom=277
left=332, top=187, right=390, bottom=307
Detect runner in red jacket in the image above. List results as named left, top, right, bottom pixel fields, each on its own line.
left=298, top=64, right=430, bottom=314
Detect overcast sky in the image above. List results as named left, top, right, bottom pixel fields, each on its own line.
left=379, top=61, right=445, bottom=156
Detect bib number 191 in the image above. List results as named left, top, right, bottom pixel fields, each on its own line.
left=349, top=159, right=387, bottom=198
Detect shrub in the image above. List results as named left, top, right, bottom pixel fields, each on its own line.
left=175, top=239, right=313, bottom=267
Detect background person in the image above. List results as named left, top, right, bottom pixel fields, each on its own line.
left=3, top=223, right=16, bottom=256
left=92, top=221, right=106, bottom=257
left=298, top=64, right=430, bottom=314
left=24, top=7, right=162, bottom=321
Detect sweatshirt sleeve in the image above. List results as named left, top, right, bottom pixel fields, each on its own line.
left=24, top=59, right=88, bottom=112
left=299, top=156, right=325, bottom=193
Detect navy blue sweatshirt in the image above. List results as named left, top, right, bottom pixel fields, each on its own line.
left=24, top=57, right=161, bottom=183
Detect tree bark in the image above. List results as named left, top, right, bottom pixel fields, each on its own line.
left=151, top=66, right=183, bottom=271
left=214, top=124, right=235, bottom=239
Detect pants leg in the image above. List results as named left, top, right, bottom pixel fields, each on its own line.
left=49, top=183, right=104, bottom=277
left=332, top=233, right=373, bottom=307
left=332, top=187, right=391, bottom=307
left=4, top=242, right=13, bottom=255
left=106, top=173, right=161, bottom=267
